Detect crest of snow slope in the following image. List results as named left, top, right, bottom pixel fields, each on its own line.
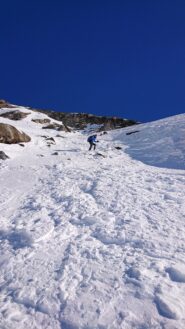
left=112, top=113, right=185, bottom=170
left=0, top=108, right=185, bottom=329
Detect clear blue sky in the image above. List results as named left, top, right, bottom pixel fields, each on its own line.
left=1, top=0, right=185, bottom=122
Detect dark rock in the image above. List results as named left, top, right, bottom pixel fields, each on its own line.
left=0, top=110, right=30, bottom=120
left=32, top=118, right=51, bottom=124
left=126, top=130, right=140, bottom=135
left=63, top=124, right=71, bottom=132
left=96, top=152, right=106, bottom=158
left=56, top=134, right=65, bottom=138
left=0, top=151, right=9, bottom=160
left=0, top=100, right=15, bottom=108
left=98, top=118, right=137, bottom=132
left=46, top=137, right=56, bottom=146
left=1, top=101, right=138, bottom=132
left=46, top=137, right=55, bottom=143
left=42, top=122, right=70, bottom=132
left=35, top=109, right=137, bottom=131
left=0, top=123, right=31, bottom=144
left=0, top=99, right=7, bottom=105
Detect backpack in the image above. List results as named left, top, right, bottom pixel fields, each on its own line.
left=87, top=136, right=93, bottom=143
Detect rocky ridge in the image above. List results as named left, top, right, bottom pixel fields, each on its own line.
left=1, top=100, right=137, bottom=132
left=36, top=110, right=137, bottom=131
left=0, top=100, right=138, bottom=151
left=28, top=104, right=137, bottom=131
left=0, top=99, right=15, bottom=109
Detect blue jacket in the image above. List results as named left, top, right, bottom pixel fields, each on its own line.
left=87, top=135, right=97, bottom=143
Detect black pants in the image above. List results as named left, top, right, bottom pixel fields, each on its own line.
left=89, top=142, right=96, bottom=151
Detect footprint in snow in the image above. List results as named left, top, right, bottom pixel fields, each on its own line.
left=154, top=295, right=178, bottom=320
left=0, top=229, right=33, bottom=250
left=70, top=216, right=98, bottom=227
left=125, top=266, right=141, bottom=280
left=165, top=266, right=185, bottom=283
left=92, top=227, right=125, bottom=245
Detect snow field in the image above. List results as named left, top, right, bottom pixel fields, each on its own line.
left=0, top=108, right=185, bottom=328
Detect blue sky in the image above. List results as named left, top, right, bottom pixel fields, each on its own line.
left=1, top=0, right=185, bottom=122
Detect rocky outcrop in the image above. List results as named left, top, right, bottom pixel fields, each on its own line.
left=126, top=130, right=140, bottom=135
left=32, top=118, right=51, bottom=124
left=0, top=110, right=30, bottom=120
left=0, top=123, right=31, bottom=144
left=1, top=100, right=138, bottom=132
left=42, top=122, right=71, bottom=132
left=0, top=151, right=9, bottom=160
left=36, top=110, right=137, bottom=131
left=0, top=100, right=15, bottom=109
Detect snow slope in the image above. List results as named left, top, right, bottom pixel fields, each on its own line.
left=113, top=114, right=185, bottom=170
left=0, top=107, right=185, bottom=329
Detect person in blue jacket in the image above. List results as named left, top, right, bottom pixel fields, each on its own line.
left=87, top=134, right=98, bottom=151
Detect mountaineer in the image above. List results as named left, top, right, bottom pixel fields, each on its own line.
left=87, top=134, right=98, bottom=151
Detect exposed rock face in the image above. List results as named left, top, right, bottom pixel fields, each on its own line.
left=42, top=122, right=71, bottom=132
left=0, top=110, right=30, bottom=120
left=0, top=100, right=15, bottom=109
left=37, top=110, right=137, bottom=131
left=0, top=151, right=9, bottom=160
left=1, top=100, right=138, bottom=132
left=0, top=123, right=31, bottom=144
left=32, top=118, right=51, bottom=124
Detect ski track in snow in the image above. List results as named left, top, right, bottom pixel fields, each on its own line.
left=0, top=108, right=185, bottom=329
